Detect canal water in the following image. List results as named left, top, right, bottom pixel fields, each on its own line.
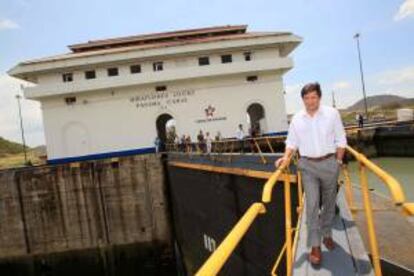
left=347, top=157, right=414, bottom=201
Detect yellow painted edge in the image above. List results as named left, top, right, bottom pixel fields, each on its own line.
left=168, top=161, right=297, bottom=183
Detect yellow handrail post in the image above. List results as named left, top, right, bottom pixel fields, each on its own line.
left=284, top=170, right=293, bottom=276
left=189, top=143, right=194, bottom=159
left=253, top=138, right=267, bottom=164
left=217, top=141, right=224, bottom=160
left=271, top=242, right=287, bottom=276
left=211, top=142, right=216, bottom=161
left=219, top=141, right=227, bottom=162
left=346, top=146, right=406, bottom=205
left=403, top=203, right=414, bottom=216
left=266, top=137, right=275, bottom=153
left=292, top=154, right=303, bottom=206
left=291, top=198, right=304, bottom=265
left=195, top=203, right=266, bottom=276
left=359, top=163, right=382, bottom=276
left=262, top=157, right=292, bottom=203
left=297, top=171, right=303, bottom=211
left=228, top=141, right=235, bottom=162
left=342, top=165, right=355, bottom=213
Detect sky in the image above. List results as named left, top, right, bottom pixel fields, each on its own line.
left=1, top=0, right=414, bottom=146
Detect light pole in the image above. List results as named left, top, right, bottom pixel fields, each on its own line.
left=16, top=90, right=28, bottom=165
left=354, top=33, right=369, bottom=120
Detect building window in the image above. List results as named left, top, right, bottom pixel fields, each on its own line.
left=85, top=70, right=96, bottom=79
left=155, top=85, right=167, bottom=92
left=244, top=52, right=252, bottom=61
left=153, top=62, right=163, bottom=71
left=221, top=54, right=232, bottom=64
left=65, top=96, right=77, bottom=105
left=246, top=75, right=258, bottom=82
left=130, top=64, right=141, bottom=74
left=62, top=73, right=73, bottom=82
left=198, top=56, right=210, bottom=66
left=107, top=67, right=119, bottom=77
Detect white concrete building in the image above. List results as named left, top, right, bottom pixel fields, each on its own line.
left=8, top=25, right=301, bottom=164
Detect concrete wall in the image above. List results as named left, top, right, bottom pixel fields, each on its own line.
left=0, top=154, right=171, bottom=258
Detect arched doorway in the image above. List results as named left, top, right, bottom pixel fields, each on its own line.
left=156, top=113, right=175, bottom=150
left=247, top=103, right=266, bottom=135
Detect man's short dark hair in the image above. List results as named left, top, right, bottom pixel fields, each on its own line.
left=301, top=82, right=322, bottom=98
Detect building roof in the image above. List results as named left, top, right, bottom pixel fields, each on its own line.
left=16, top=25, right=291, bottom=65
left=68, top=25, right=249, bottom=53
left=8, top=25, right=301, bottom=79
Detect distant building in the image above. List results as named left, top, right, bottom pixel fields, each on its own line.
left=8, top=25, right=301, bottom=164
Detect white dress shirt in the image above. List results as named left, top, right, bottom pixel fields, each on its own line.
left=285, top=105, right=347, bottom=158
left=236, top=129, right=245, bottom=140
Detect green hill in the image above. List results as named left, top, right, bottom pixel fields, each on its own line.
left=346, top=95, right=414, bottom=111
left=0, top=137, right=28, bottom=157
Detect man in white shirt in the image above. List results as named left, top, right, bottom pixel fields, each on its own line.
left=236, top=124, right=245, bottom=153
left=205, top=132, right=213, bottom=154
left=275, top=82, right=347, bottom=266
left=236, top=124, right=245, bottom=140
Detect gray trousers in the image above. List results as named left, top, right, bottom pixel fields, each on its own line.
left=297, top=156, right=340, bottom=247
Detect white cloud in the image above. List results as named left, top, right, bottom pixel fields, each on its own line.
left=377, top=66, right=414, bottom=85
left=0, top=74, right=44, bottom=146
left=0, top=18, right=20, bottom=30
left=394, top=0, right=414, bottom=21
left=333, top=81, right=352, bottom=90
left=368, top=66, right=414, bottom=100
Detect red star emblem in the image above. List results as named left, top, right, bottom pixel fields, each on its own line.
left=205, top=105, right=215, bottom=118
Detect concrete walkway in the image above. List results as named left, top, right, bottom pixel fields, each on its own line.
left=293, top=188, right=374, bottom=275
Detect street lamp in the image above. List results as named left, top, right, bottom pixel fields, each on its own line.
left=354, top=33, right=369, bottom=120
left=16, top=90, right=28, bottom=165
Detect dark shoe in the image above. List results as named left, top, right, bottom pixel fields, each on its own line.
left=323, top=237, right=335, bottom=251
left=309, top=246, right=322, bottom=266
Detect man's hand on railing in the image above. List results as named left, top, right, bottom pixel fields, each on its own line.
left=275, top=148, right=295, bottom=168
left=275, top=157, right=287, bottom=168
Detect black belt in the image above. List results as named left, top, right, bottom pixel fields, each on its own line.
left=302, top=153, right=335, bottom=162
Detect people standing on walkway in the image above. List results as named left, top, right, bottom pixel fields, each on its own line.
left=174, top=134, right=180, bottom=151
left=236, top=124, right=245, bottom=153
left=214, top=131, right=222, bottom=152
left=180, top=135, right=186, bottom=152
left=197, top=130, right=205, bottom=153
left=206, top=132, right=213, bottom=154
left=185, top=135, right=192, bottom=153
left=357, top=113, right=364, bottom=128
left=154, top=136, right=161, bottom=153
left=275, top=82, right=347, bottom=266
left=215, top=131, right=222, bottom=142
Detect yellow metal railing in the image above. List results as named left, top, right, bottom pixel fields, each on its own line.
left=171, top=135, right=413, bottom=276
left=270, top=155, right=304, bottom=276
left=345, top=146, right=408, bottom=208
left=341, top=145, right=414, bottom=276
left=195, top=156, right=295, bottom=276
